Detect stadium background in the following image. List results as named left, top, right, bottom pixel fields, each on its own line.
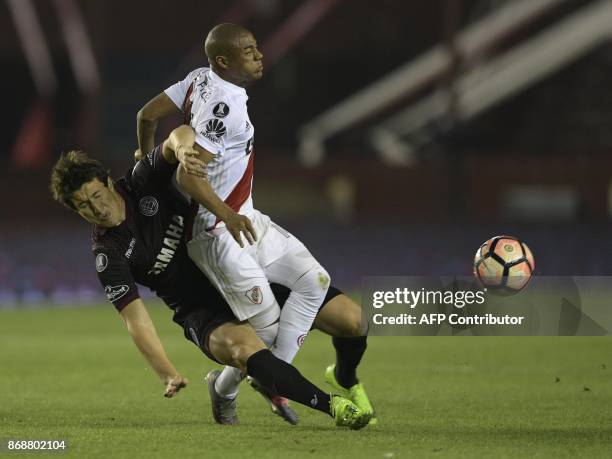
left=3, top=0, right=612, bottom=303
left=1, top=1, right=612, bottom=457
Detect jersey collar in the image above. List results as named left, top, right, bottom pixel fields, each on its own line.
left=210, top=69, right=247, bottom=97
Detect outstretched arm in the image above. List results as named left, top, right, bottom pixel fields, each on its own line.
left=136, top=92, right=180, bottom=161
left=119, top=298, right=187, bottom=398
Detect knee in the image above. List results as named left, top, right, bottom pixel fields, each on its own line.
left=315, top=295, right=368, bottom=337
left=295, top=265, right=331, bottom=296
left=209, top=323, right=267, bottom=370
left=328, top=308, right=366, bottom=337
left=229, top=342, right=263, bottom=370
left=344, top=312, right=367, bottom=337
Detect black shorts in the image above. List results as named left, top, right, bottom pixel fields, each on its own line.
left=175, top=284, right=344, bottom=363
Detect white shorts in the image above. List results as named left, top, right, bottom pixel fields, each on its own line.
left=187, top=209, right=320, bottom=321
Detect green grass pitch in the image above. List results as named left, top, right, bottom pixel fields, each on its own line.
left=1, top=303, right=611, bottom=458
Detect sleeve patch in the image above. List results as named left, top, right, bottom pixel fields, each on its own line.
left=95, top=253, right=108, bottom=272
left=212, top=102, right=230, bottom=118
left=105, top=285, right=130, bottom=302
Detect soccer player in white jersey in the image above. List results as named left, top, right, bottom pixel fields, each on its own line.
left=135, top=23, right=377, bottom=427
left=139, top=22, right=333, bottom=409
left=176, top=23, right=330, bottom=365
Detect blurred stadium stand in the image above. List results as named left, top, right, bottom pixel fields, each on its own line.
left=1, top=0, right=612, bottom=305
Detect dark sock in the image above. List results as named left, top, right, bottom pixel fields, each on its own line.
left=246, top=349, right=331, bottom=415
left=332, top=335, right=368, bottom=389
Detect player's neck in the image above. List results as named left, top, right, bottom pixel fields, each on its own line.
left=212, top=68, right=248, bottom=89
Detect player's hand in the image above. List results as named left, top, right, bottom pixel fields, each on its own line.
left=177, top=144, right=207, bottom=178
left=224, top=212, right=257, bottom=247
left=134, top=148, right=143, bottom=162
left=163, top=375, right=188, bottom=398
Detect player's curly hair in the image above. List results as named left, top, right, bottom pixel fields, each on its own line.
left=50, top=151, right=110, bottom=210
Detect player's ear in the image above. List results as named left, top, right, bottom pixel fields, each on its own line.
left=216, top=55, right=230, bottom=70
left=107, top=177, right=114, bottom=191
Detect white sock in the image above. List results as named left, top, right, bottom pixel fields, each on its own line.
left=214, top=366, right=243, bottom=399
left=270, top=265, right=330, bottom=363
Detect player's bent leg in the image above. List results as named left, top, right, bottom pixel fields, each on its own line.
left=204, top=322, right=262, bottom=426
left=212, top=306, right=279, bottom=398
left=314, top=293, right=378, bottom=425
left=209, top=322, right=300, bottom=425
left=245, top=349, right=371, bottom=429
left=188, top=233, right=283, bottom=402
left=264, top=244, right=331, bottom=363
left=208, top=321, right=370, bottom=428
left=314, top=291, right=367, bottom=338
left=209, top=303, right=282, bottom=401
left=208, top=321, right=266, bottom=370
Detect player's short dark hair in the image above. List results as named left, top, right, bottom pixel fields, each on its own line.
left=50, top=151, right=110, bottom=210
left=205, top=23, right=251, bottom=67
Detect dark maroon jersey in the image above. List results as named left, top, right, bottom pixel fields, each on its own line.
left=92, top=144, right=219, bottom=314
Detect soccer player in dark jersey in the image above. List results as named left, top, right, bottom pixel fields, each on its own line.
left=50, top=125, right=371, bottom=429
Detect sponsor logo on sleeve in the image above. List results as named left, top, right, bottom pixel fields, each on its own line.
left=201, top=119, right=226, bottom=144
left=245, top=286, right=263, bottom=305
left=105, top=285, right=130, bottom=302
left=95, top=253, right=108, bottom=272
left=212, top=102, right=230, bottom=118
left=125, top=238, right=136, bottom=259
left=139, top=196, right=159, bottom=216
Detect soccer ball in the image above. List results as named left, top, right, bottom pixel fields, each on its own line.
left=473, top=235, right=535, bottom=294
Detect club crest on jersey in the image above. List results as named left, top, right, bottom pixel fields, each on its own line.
left=212, top=102, right=230, bottom=118
left=245, top=286, right=263, bottom=305
left=105, top=284, right=130, bottom=302
left=95, top=253, right=108, bottom=272
left=139, top=196, right=159, bottom=216
left=202, top=119, right=226, bottom=144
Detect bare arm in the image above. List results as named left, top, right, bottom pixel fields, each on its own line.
left=136, top=92, right=180, bottom=160
left=164, top=127, right=257, bottom=247
left=119, top=298, right=187, bottom=397
left=178, top=161, right=256, bottom=247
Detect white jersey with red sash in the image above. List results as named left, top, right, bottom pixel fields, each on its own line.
left=165, top=67, right=255, bottom=233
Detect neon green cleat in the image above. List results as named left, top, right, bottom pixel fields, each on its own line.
left=325, top=364, right=378, bottom=425
left=330, top=395, right=371, bottom=430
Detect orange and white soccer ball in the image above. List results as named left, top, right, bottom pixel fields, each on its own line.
left=473, top=235, right=535, bottom=294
